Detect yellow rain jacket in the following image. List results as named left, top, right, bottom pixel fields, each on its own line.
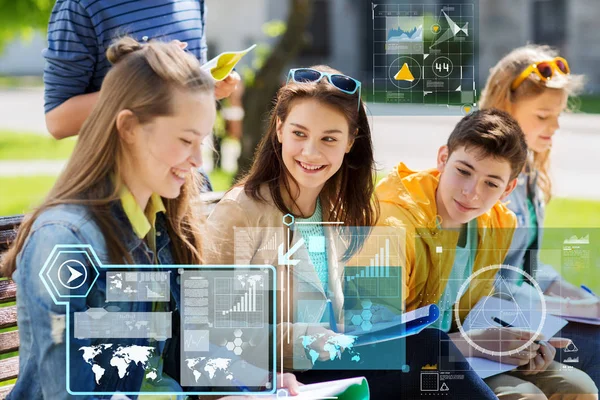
left=376, top=163, right=517, bottom=323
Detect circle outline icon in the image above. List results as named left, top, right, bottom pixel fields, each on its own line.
left=453, top=264, right=546, bottom=357
left=57, top=259, right=88, bottom=290
left=431, top=56, right=454, bottom=78
left=388, top=56, right=422, bottom=90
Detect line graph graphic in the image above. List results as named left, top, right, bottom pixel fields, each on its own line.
left=386, top=16, right=424, bottom=50
left=371, top=1, right=478, bottom=113
left=184, top=330, right=209, bottom=352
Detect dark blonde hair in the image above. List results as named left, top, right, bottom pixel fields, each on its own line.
left=447, top=109, right=528, bottom=181
left=2, top=37, right=214, bottom=277
left=479, top=45, right=584, bottom=202
left=242, top=65, right=379, bottom=257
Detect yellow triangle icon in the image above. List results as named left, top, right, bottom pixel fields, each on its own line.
left=464, top=106, right=471, bottom=113
left=433, top=25, right=440, bottom=32
left=394, top=63, right=415, bottom=82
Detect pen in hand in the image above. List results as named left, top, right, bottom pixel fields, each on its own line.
left=581, top=285, right=597, bottom=297
left=491, top=316, right=541, bottom=345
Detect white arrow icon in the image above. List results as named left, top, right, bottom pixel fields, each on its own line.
left=278, top=238, right=305, bottom=266
left=66, top=265, right=83, bottom=284
left=57, top=259, right=88, bottom=290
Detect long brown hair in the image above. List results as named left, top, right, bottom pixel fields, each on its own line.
left=2, top=37, right=214, bottom=277
left=479, top=45, right=584, bottom=203
left=242, top=65, right=379, bottom=257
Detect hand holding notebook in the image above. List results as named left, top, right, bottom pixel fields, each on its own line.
left=343, top=304, right=440, bottom=347
left=201, top=44, right=257, bottom=81
left=460, top=296, right=568, bottom=378
left=265, top=377, right=369, bottom=400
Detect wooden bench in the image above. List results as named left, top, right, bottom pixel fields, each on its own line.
left=0, top=215, right=21, bottom=399
left=0, top=192, right=224, bottom=398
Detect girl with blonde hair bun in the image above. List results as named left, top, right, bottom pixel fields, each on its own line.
left=2, top=37, right=298, bottom=400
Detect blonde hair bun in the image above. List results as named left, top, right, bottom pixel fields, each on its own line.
left=106, top=36, right=144, bottom=65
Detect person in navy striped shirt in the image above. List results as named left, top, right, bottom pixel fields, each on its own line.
left=43, top=0, right=240, bottom=140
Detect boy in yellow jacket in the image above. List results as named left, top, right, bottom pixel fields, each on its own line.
left=377, top=109, right=597, bottom=397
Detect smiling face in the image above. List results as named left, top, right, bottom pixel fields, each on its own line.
left=509, top=89, right=568, bottom=154
left=436, top=145, right=517, bottom=228
left=276, top=98, right=354, bottom=202
left=119, top=88, right=216, bottom=205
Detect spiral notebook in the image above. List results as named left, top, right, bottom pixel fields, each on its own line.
left=349, top=304, right=440, bottom=347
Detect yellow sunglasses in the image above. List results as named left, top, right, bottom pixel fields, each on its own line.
left=511, top=57, right=570, bottom=91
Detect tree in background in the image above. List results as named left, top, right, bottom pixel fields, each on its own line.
left=0, top=0, right=313, bottom=181
left=0, top=0, right=54, bottom=51
left=237, top=0, right=314, bottom=179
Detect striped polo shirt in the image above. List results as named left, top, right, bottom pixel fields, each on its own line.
left=43, top=0, right=207, bottom=113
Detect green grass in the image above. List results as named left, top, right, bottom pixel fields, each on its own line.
left=545, top=198, right=600, bottom=228
left=362, top=86, right=600, bottom=114
left=0, top=75, right=43, bottom=88
left=0, top=131, right=76, bottom=160
left=578, top=95, right=600, bottom=114
left=208, top=169, right=235, bottom=192
left=538, top=198, right=600, bottom=293
left=0, top=170, right=235, bottom=216
left=0, top=176, right=56, bottom=215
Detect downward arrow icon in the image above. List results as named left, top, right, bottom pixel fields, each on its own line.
left=66, top=265, right=83, bottom=284
left=278, top=238, right=305, bottom=266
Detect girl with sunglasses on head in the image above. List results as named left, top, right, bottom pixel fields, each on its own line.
left=205, top=65, right=500, bottom=399
left=480, top=45, right=600, bottom=397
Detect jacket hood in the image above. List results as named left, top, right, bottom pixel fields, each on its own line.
left=376, top=162, right=515, bottom=232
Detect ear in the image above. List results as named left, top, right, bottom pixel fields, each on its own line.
left=499, top=177, right=518, bottom=201
left=436, top=145, right=449, bottom=173
left=116, top=109, right=139, bottom=145
left=276, top=117, right=283, bottom=143
left=346, top=128, right=358, bottom=153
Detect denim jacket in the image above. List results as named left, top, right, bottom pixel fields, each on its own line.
left=9, top=202, right=182, bottom=399
left=503, top=171, right=560, bottom=292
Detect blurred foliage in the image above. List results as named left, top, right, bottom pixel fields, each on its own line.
left=237, top=20, right=286, bottom=88
left=262, top=20, right=287, bottom=38
left=0, top=0, right=54, bottom=50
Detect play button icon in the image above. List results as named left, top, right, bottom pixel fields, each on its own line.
left=58, top=259, right=88, bottom=290
left=66, top=265, right=83, bottom=284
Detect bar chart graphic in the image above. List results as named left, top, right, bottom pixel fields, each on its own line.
left=234, top=227, right=282, bottom=264
left=222, top=280, right=258, bottom=314
left=343, top=229, right=404, bottom=299
left=214, top=277, right=264, bottom=328
left=346, top=238, right=393, bottom=281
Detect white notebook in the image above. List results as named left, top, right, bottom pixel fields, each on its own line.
left=265, top=376, right=369, bottom=400
left=462, top=296, right=568, bottom=379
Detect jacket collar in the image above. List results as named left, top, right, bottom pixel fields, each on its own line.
left=109, top=201, right=170, bottom=256
left=376, top=162, right=514, bottom=232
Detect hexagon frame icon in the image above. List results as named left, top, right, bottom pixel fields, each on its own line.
left=282, top=214, right=295, bottom=226
left=40, top=245, right=101, bottom=303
